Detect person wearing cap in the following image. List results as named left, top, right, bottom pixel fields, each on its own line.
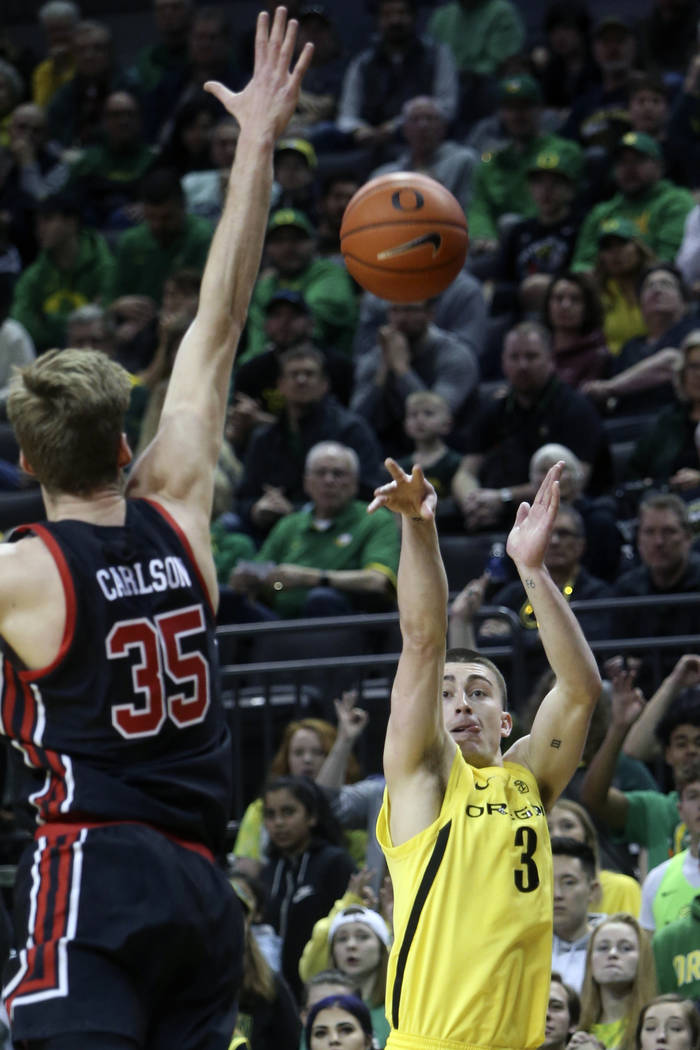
left=592, top=216, right=654, bottom=355
left=300, top=903, right=391, bottom=1046
left=272, top=136, right=319, bottom=220
left=468, top=75, right=583, bottom=253
left=533, top=2, right=598, bottom=112
left=291, top=6, right=346, bottom=137
left=9, top=191, right=116, bottom=353
left=571, top=131, right=695, bottom=273
left=625, top=72, right=691, bottom=189
left=243, top=207, right=357, bottom=361
left=370, top=95, right=478, bottom=212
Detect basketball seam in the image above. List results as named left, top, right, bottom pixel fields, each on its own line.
left=343, top=255, right=464, bottom=273
left=341, top=220, right=467, bottom=238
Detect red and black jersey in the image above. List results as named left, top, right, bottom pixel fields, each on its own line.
left=0, top=498, right=231, bottom=854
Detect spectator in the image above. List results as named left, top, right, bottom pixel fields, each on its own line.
left=542, top=272, right=608, bottom=388
left=625, top=73, right=689, bottom=189
left=371, top=95, right=478, bottom=212
left=533, top=2, right=597, bottom=112
left=289, top=5, right=346, bottom=138
left=158, top=93, right=218, bottom=176
left=573, top=914, right=657, bottom=1050
left=541, top=973, right=582, bottom=1050
left=243, top=208, right=357, bottom=361
left=182, top=115, right=239, bottom=222
left=260, top=776, right=355, bottom=1002
left=455, top=322, right=611, bottom=531
left=305, top=994, right=374, bottom=1050
left=677, top=204, right=700, bottom=294
left=572, top=133, right=695, bottom=272
left=129, top=0, right=192, bottom=101
left=640, top=759, right=700, bottom=933
left=272, top=137, right=319, bottom=220
left=300, top=971, right=361, bottom=1050
left=584, top=264, right=698, bottom=418
left=0, top=61, right=24, bottom=149
left=232, top=441, right=398, bottom=619
left=67, top=90, right=156, bottom=233
left=550, top=838, right=605, bottom=994
left=664, top=53, right=700, bottom=195
left=316, top=172, right=360, bottom=262
left=6, top=103, right=68, bottom=203
left=0, top=278, right=34, bottom=402
left=236, top=350, right=383, bottom=537
left=111, top=166, right=212, bottom=306
left=636, top=0, right=700, bottom=80
left=9, top=191, right=116, bottom=353
left=337, top=0, right=458, bottom=155
left=32, top=0, right=79, bottom=109
left=468, top=75, right=583, bottom=257
left=634, top=995, right=700, bottom=1050
left=397, top=391, right=467, bottom=511
left=350, top=298, right=479, bottom=458
left=652, top=906, right=700, bottom=1000
left=581, top=661, right=700, bottom=873
left=592, top=218, right=653, bottom=357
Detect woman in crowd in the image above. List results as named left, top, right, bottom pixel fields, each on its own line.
left=593, top=221, right=654, bottom=356
left=543, top=271, right=608, bottom=388
left=634, top=995, right=700, bottom=1050
left=305, top=995, right=376, bottom=1050
left=260, top=776, right=355, bottom=1003
left=158, top=93, right=217, bottom=175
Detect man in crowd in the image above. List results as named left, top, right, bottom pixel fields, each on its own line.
left=540, top=974, right=581, bottom=1050
left=551, top=838, right=604, bottom=992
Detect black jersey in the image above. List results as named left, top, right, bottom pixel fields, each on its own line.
left=0, top=498, right=231, bottom=853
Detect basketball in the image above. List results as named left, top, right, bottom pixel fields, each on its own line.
left=340, top=172, right=469, bottom=302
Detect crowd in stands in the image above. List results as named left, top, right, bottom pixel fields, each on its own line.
left=1, top=0, right=700, bottom=1045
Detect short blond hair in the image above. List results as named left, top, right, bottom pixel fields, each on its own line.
left=405, top=390, right=451, bottom=417
left=7, top=348, right=132, bottom=496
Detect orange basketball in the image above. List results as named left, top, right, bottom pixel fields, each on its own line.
left=340, top=172, right=469, bottom=302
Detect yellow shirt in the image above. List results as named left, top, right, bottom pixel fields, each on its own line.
left=377, top=752, right=552, bottom=1050
left=596, top=869, right=641, bottom=918
left=32, top=58, right=75, bottom=108
left=601, top=279, right=647, bottom=356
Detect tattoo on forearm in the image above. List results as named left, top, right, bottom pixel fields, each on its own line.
left=550, top=738, right=562, bottom=749
left=525, top=577, right=536, bottom=589
left=411, top=515, right=423, bottom=522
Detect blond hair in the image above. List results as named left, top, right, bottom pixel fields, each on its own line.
left=405, top=390, right=451, bottom=416
left=7, top=348, right=132, bottom=496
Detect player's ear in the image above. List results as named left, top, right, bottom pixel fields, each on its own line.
left=118, top=433, right=133, bottom=469
left=19, top=451, right=36, bottom=477
left=500, top=711, right=513, bottom=738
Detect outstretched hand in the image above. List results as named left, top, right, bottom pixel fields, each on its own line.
left=367, top=459, right=437, bottom=521
left=506, top=461, right=562, bottom=568
left=204, top=8, right=313, bottom=139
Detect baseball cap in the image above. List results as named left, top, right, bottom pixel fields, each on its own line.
left=597, top=216, right=641, bottom=244
left=497, top=75, right=542, bottom=106
left=266, top=208, right=315, bottom=238
left=615, top=131, right=662, bottom=160
left=328, top=906, right=391, bottom=947
left=275, top=137, right=317, bottom=169
left=299, top=5, right=332, bottom=23
left=528, top=142, right=582, bottom=183
left=593, top=14, right=633, bottom=36
left=266, top=289, right=310, bottom=313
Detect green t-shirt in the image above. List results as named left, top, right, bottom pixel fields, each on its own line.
left=210, top=522, right=257, bottom=585
left=623, top=789, right=688, bottom=871
left=112, top=214, right=214, bottom=305
left=652, top=894, right=700, bottom=997
left=427, top=0, right=524, bottom=75
left=591, top=1018, right=628, bottom=1050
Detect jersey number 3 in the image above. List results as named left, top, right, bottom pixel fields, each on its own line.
left=106, top=605, right=210, bottom=738
left=514, top=826, right=540, bottom=893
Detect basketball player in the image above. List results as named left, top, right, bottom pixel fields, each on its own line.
left=368, top=459, right=601, bottom=1050
left=0, top=11, right=312, bottom=1049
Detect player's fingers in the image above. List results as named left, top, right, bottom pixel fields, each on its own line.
left=203, top=81, right=237, bottom=108
left=290, top=40, right=314, bottom=87
left=278, top=14, right=299, bottom=72
left=268, top=5, right=287, bottom=52
left=367, top=494, right=387, bottom=514
left=253, top=9, right=271, bottom=67
left=513, top=501, right=530, bottom=527
left=384, top=457, right=407, bottom=482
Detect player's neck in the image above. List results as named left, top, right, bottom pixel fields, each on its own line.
left=44, top=484, right=127, bottom=526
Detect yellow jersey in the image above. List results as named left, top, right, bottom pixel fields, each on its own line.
left=377, top=750, right=552, bottom=1050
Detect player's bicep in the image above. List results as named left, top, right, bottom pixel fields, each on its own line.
left=383, top=645, right=451, bottom=784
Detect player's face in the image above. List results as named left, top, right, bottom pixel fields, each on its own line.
left=590, top=921, right=639, bottom=988
left=678, top=780, right=700, bottom=836
left=263, top=788, right=316, bottom=855
left=287, top=728, right=326, bottom=778
left=547, top=804, right=586, bottom=843
left=665, top=724, right=700, bottom=774
left=541, top=980, right=573, bottom=1050
left=640, top=1002, right=695, bottom=1050
left=441, top=661, right=511, bottom=767
left=552, top=856, right=596, bottom=939
left=309, top=1006, right=372, bottom=1050
left=332, top=923, right=382, bottom=980
left=637, top=508, right=692, bottom=578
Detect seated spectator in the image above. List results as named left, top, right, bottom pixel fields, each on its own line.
left=111, top=166, right=212, bottom=306
left=260, top=776, right=356, bottom=1002
left=9, top=191, right=115, bottom=354
left=231, top=441, right=398, bottom=620
left=584, top=264, right=699, bottom=418
left=129, top=0, right=191, bottom=114
left=371, top=95, right=478, bottom=212
left=305, top=994, right=374, bottom=1050
left=455, top=322, right=611, bottom=532
left=337, top=0, right=458, bottom=158
left=0, top=62, right=24, bottom=149
left=677, top=204, right=700, bottom=296
left=581, top=662, right=700, bottom=873
left=665, top=52, right=700, bottom=197
left=550, top=838, right=606, bottom=994
left=541, top=973, right=582, bottom=1050
left=6, top=103, right=69, bottom=203
left=271, top=137, right=319, bottom=221
left=397, top=391, right=468, bottom=518
left=571, top=914, right=656, bottom=1050
left=47, top=20, right=134, bottom=149
left=468, top=76, right=583, bottom=259
left=300, top=971, right=362, bottom=1050
left=316, top=172, right=360, bottom=263
left=627, top=330, right=700, bottom=491
left=32, top=0, right=79, bottom=109
left=548, top=799, right=641, bottom=918
left=532, top=2, right=597, bottom=112
left=350, top=298, right=479, bottom=458
left=67, top=90, right=156, bottom=234
left=181, top=115, right=239, bottom=219
left=572, top=133, right=695, bottom=272
left=592, top=219, right=653, bottom=357
left=652, top=910, right=700, bottom=1000
left=236, top=350, right=383, bottom=538
left=542, top=271, right=608, bottom=388
left=636, top=0, right=700, bottom=80
left=0, top=278, right=34, bottom=402
left=243, top=208, right=357, bottom=362
left=427, top=0, right=525, bottom=131
left=634, top=996, right=700, bottom=1050
left=625, top=73, right=689, bottom=190
left=157, top=92, right=218, bottom=176
left=495, top=144, right=585, bottom=313
left=640, top=760, right=700, bottom=934
left=289, top=5, right=346, bottom=138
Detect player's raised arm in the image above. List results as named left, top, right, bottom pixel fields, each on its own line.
left=371, top=460, right=454, bottom=841
left=128, top=9, right=313, bottom=514
left=504, top=463, right=602, bottom=808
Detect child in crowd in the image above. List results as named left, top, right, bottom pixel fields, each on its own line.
left=397, top=391, right=471, bottom=523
